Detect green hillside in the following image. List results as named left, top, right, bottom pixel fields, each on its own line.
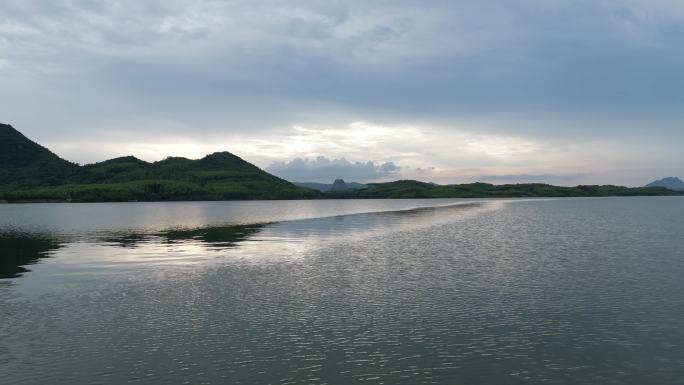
left=0, top=124, right=319, bottom=202
left=0, top=123, right=79, bottom=191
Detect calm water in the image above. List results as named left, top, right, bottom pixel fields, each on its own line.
left=1, top=197, right=683, bottom=384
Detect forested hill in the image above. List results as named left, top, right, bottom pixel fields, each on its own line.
left=0, top=124, right=319, bottom=202
left=1, top=124, right=681, bottom=202
left=0, top=123, right=79, bottom=190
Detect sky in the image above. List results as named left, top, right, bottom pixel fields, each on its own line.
left=1, top=0, right=682, bottom=186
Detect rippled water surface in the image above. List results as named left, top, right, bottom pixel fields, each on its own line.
left=1, top=197, right=683, bottom=384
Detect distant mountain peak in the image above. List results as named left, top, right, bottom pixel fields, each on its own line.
left=331, top=179, right=348, bottom=191
left=293, top=179, right=369, bottom=192
left=655, top=176, right=682, bottom=183
left=646, top=177, right=684, bottom=190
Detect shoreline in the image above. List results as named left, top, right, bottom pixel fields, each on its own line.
left=0, top=194, right=682, bottom=204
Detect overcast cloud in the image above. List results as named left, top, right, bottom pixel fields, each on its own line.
left=1, top=0, right=683, bottom=185
left=267, top=157, right=400, bottom=182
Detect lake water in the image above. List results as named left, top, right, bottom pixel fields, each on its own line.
left=1, top=197, right=683, bottom=384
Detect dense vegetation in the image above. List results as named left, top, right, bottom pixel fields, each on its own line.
left=0, top=123, right=79, bottom=191
left=323, top=180, right=682, bottom=199
left=1, top=123, right=681, bottom=202
left=0, top=124, right=319, bottom=202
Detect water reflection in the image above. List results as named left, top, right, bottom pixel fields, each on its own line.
left=0, top=232, right=64, bottom=278
left=1, top=202, right=489, bottom=280
left=101, top=224, right=268, bottom=249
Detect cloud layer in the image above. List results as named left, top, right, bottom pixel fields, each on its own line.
left=267, top=156, right=400, bottom=182
left=1, top=0, right=683, bottom=185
